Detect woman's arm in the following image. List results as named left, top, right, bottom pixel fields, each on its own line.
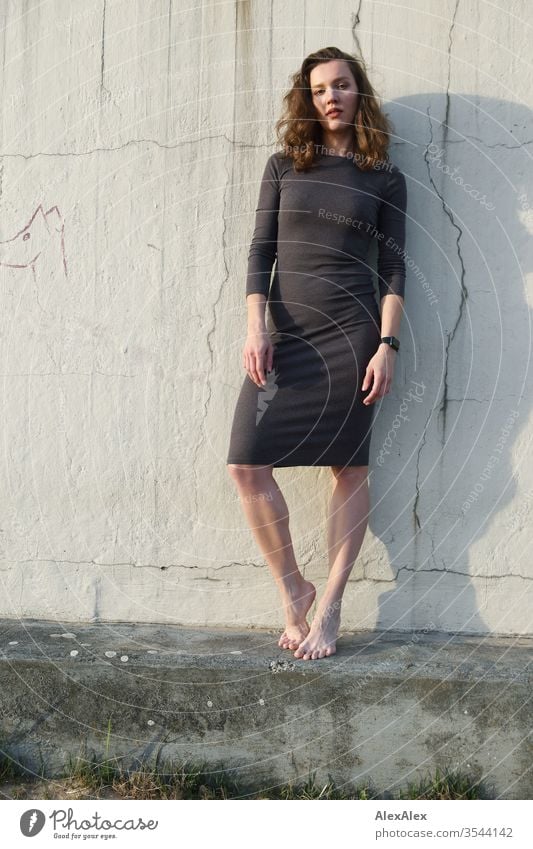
left=363, top=166, right=408, bottom=405
left=379, top=292, right=404, bottom=342
left=376, top=166, right=407, bottom=303
left=247, top=293, right=268, bottom=332
left=242, top=154, right=281, bottom=385
left=246, top=153, right=281, bottom=300
left=243, top=294, right=273, bottom=386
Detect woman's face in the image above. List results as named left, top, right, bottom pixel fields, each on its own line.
left=309, top=59, right=359, bottom=130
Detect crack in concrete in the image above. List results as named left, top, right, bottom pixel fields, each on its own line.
left=0, top=135, right=273, bottom=160
left=8, top=558, right=529, bottom=581
left=442, top=0, right=461, bottom=144
left=350, top=0, right=364, bottom=58
left=412, top=383, right=435, bottom=534
left=434, top=137, right=533, bottom=149
left=99, top=0, right=111, bottom=103
left=0, top=371, right=136, bottom=377
left=29, top=128, right=519, bottom=161
left=393, top=565, right=532, bottom=582
left=0, top=559, right=267, bottom=570
left=191, top=146, right=232, bottom=510
left=410, top=9, right=465, bottom=536
left=423, top=105, right=468, bottom=439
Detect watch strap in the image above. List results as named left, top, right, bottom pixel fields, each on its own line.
left=380, top=336, right=400, bottom=351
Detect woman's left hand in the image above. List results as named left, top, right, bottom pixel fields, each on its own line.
left=361, top=344, right=397, bottom=405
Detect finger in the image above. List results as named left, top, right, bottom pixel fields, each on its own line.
left=267, top=347, right=274, bottom=372
left=362, top=366, right=373, bottom=391
left=244, top=353, right=258, bottom=386
left=364, top=374, right=383, bottom=404
left=244, top=353, right=255, bottom=383
left=249, top=353, right=261, bottom=387
left=255, top=351, right=266, bottom=385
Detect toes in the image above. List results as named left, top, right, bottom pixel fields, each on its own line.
left=280, top=633, right=306, bottom=651
left=294, top=641, right=337, bottom=659
left=279, top=632, right=293, bottom=649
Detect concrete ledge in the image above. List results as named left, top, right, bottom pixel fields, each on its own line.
left=0, top=619, right=531, bottom=798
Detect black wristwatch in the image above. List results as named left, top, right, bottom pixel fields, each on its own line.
left=380, top=336, right=400, bottom=352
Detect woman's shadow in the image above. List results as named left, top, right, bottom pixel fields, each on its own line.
left=368, top=93, right=532, bottom=635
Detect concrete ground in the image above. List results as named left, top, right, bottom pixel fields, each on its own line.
left=0, top=619, right=530, bottom=798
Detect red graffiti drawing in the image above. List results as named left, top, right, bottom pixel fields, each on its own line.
left=0, top=204, right=67, bottom=276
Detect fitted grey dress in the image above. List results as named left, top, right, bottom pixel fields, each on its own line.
left=227, top=147, right=407, bottom=468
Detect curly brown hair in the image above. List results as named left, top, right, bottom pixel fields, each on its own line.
left=274, top=46, right=394, bottom=172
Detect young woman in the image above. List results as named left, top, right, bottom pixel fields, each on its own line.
left=226, top=46, right=407, bottom=661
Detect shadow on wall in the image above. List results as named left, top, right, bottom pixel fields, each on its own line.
left=366, top=93, right=532, bottom=635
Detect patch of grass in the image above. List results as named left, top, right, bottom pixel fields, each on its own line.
left=0, top=749, right=30, bottom=783
left=64, top=754, right=242, bottom=800
left=394, top=765, right=488, bottom=800
left=272, top=771, right=371, bottom=800
left=0, top=726, right=492, bottom=800
left=0, top=758, right=489, bottom=800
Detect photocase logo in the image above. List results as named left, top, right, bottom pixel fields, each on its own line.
left=19, top=806, right=159, bottom=837
left=256, top=368, right=279, bottom=425
left=375, top=379, right=426, bottom=465
left=20, top=809, right=46, bottom=836
left=426, top=142, right=496, bottom=210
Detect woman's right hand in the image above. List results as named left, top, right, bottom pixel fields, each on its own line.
left=243, top=328, right=274, bottom=387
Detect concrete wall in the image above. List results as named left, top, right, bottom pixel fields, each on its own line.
left=0, top=0, right=531, bottom=634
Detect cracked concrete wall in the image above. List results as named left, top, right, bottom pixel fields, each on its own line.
left=0, top=0, right=531, bottom=635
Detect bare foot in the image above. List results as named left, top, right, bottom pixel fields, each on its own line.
left=278, top=578, right=316, bottom=650
left=293, top=598, right=341, bottom=660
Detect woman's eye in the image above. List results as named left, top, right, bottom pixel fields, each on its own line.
left=314, top=84, right=347, bottom=94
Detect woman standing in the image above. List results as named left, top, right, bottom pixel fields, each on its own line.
left=227, top=46, right=407, bottom=660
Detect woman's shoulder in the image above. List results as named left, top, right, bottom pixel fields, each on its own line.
left=370, top=157, right=404, bottom=177
left=373, top=160, right=407, bottom=213
left=261, top=149, right=293, bottom=181
left=371, top=159, right=406, bottom=196
left=386, top=161, right=406, bottom=183
left=268, top=149, right=293, bottom=168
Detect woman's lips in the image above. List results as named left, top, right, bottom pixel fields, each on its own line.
left=327, top=110, right=342, bottom=118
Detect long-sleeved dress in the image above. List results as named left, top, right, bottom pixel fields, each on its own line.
left=227, top=147, right=407, bottom=468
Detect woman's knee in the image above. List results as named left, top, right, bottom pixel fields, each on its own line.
left=331, top=464, right=369, bottom=484
left=227, top=463, right=271, bottom=485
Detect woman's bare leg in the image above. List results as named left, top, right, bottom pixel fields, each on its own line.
left=227, top=463, right=316, bottom=649
left=294, top=465, right=370, bottom=660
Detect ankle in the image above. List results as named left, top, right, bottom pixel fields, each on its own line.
left=277, top=571, right=309, bottom=599
left=318, top=596, right=342, bottom=618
